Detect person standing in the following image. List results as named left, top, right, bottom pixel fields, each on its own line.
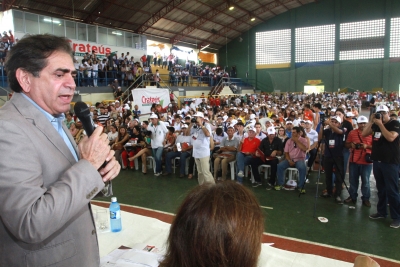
left=189, top=111, right=215, bottom=185
left=363, top=105, right=400, bottom=228
left=319, top=116, right=346, bottom=204
left=148, top=113, right=169, bottom=176
left=344, top=116, right=373, bottom=207
left=0, top=34, right=120, bottom=266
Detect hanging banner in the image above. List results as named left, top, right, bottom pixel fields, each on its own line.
left=132, top=88, right=170, bottom=114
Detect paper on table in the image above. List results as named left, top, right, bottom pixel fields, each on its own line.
left=100, top=248, right=163, bottom=267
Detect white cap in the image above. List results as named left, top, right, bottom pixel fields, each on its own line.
left=115, top=100, right=120, bottom=103
left=286, top=180, right=297, bottom=187
left=227, top=125, right=235, bottom=129
left=346, top=112, right=354, bottom=117
left=267, top=127, right=276, bottom=135
left=357, top=116, right=368, bottom=124
left=149, top=113, right=158, bottom=119
left=305, top=120, right=312, bottom=124
left=111, top=197, right=117, bottom=202
left=286, top=120, right=293, bottom=124
left=376, top=105, right=389, bottom=112
left=247, top=126, right=256, bottom=132
left=330, top=116, right=342, bottom=123
left=181, top=124, right=188, bottom=128
left=194, top=111, right=204, bottom=118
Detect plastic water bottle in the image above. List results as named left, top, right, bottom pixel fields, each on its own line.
left=109, top=197, right=122, bottom=232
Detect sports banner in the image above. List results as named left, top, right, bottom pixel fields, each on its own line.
left=131, top=88, right=170, bottom=114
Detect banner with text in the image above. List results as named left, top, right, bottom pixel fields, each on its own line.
left=132, top=88, right=170, bottom=114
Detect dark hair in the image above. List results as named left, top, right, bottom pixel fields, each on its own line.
left=160, top=181, right=264, bottom=267
left=5, top=34, right=73, bottom=93
left=292, top=126, right=302, bottom=133
left=133, top=125, right=141, bottom=133
left=313, top=103, right=322, bottom=110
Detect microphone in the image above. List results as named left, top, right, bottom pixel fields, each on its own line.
left=74, top=101, right=95, bottom=137
left=74, top=101, right=108, bottom=169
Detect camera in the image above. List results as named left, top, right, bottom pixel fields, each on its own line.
left=191, top=117, right=197, bottom=123
left=355, top=143, right=362, bottom=149
left=374, top=113, right=381, bottom=120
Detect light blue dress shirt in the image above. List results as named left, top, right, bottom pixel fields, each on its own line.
left=21, top=93, right=78, bottom=162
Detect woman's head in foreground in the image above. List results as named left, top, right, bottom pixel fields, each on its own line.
left=160, top=181, right=264, bottom=267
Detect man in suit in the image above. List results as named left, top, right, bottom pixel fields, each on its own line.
left=0, top=34, right=121, bottom=266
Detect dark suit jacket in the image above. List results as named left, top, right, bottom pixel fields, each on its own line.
left=0, top=93, right=109, bottom=266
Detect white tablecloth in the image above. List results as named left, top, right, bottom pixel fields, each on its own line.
left=93, top=205, right=352, bottom=267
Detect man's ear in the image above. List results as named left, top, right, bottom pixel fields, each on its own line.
left=15, top=68, right=32, bottom=93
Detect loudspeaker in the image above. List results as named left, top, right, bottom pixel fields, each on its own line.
left=211, top=29, right=218, bottom=34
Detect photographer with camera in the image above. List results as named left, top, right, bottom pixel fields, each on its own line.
left=319, top=115, right=346, bottom=204
left=188, top=112, right=215, bottom=185
left=344, top=116, right=373, bottom=207
left=362, top=105, right=400, bottom=228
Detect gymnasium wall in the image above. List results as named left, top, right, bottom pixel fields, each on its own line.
left=218, top=0, right=400, bottom=93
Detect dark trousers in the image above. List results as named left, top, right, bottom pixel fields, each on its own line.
left=323, top=156, right=344, bottom=197
left=249, top=157, right=279, bottom=184
left=307, top=148, right=317, bottom=169
left=373, top=161, right=400, bottom=219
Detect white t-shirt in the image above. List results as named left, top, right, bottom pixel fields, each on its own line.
left=191, top=123, right=212, bottom=158
left=148, top=121, right=168, bottom=148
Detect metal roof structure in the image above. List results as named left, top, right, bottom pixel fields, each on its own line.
left=1, top=0, right=317, bottom=50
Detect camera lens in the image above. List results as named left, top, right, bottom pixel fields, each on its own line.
left=191, top=118, right=197, bottom=123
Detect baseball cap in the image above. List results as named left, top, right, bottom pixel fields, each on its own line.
left=346, top=112, right=354, bottom=117
left=330, top=116, right=342, bottom=123
left=247, top=126, right=256, bottom=132
left=305, top=120, right=312, bottom=124
left=267, top=127, right=276, bottom=135
left=149, top=113, right=158, bottom=119
left=376, top=105, right=389, bottom=112
left=181, top=124, right=188, bottom=128
left=357, top=116, right=368, bottom=124
left=286, top=120, right=293, bottom=124
left=194, top=111, right=204, bottom=118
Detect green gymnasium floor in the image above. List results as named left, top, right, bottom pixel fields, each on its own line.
left=97, top=168, right=400, bottom=263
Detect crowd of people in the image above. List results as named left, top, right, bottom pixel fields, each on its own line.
left=65, top=89, right=400, bottom=229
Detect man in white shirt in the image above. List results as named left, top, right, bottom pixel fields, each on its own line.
left=148, top=113, right=169, bottom=176
left=304, top=120, right=318, bottom=175
left=189, top=112, right=215, bottom=185
left=254, top=122, right=266, bottom=141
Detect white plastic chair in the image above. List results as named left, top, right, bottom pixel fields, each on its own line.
left=146, top=156, right=156, bottom=174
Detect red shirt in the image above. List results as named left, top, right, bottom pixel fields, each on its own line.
left=346, top=129, right=372, bottom=165
left=215, top=98, right=220, bottom=106
left=303, top=109, right=313, bottom=122
left=241, top=137, right=261, bottom=154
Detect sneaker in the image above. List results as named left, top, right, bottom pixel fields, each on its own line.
left=362, top=200, right=371, bottom=207
left=237, top=171, right=244, bottom=177
left=154, top=172, right=161, bottom=176
left=306, top=178, right=310, bottom=183
left=298, top=188, right=306, bottom=194
left=369, top=213, right=386, bottom=219
left=320, top=191, right=331, bottom=198
left=335, top=196, right=343, bottom=204
left=162, top=172, right=171, bottom=176
left=265, top=183, right=273, bottom=190
left=390, top=220, right=400, bottom=228
left=252, top=182, right=262, bottom=188
left=344, top=197, right=355, bottom=204
left=274, top=185, right=283, bottom=191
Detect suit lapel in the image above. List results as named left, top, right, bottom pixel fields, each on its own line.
left=11, top=93, right=78, bottom=165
